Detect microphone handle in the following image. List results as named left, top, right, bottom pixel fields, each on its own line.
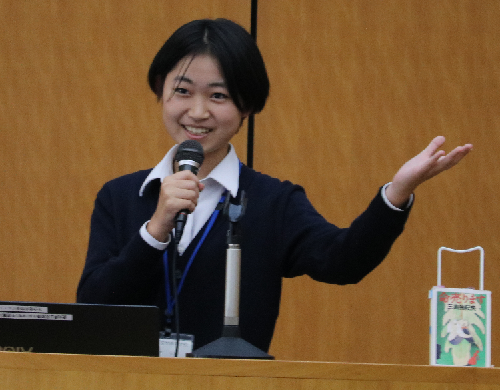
left=174, top=211, right=188, bottom=244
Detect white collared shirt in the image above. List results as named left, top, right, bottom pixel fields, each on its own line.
left=139, top=144, right=240, bottom=255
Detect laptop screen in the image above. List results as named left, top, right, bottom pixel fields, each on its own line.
left=0, top=301, right=159, bottom=357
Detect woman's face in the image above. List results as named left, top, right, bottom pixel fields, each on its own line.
left=162, top=54, right=247, bottom=168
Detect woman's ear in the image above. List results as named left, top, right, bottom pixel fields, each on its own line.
left=241, top=110, right=251, bottom=121
left=238, top=112, right=251, bottom=130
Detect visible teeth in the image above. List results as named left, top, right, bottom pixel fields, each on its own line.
left=185, top=126, right=210, bottom=135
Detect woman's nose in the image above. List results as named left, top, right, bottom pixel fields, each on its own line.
left=188, top=96, right=210, bottom=119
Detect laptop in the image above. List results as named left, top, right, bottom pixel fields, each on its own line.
left=0, top=301, right=159, bottom=357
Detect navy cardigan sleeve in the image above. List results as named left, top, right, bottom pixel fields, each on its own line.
left=238, top=167, right=411, bottom=285
left=278, top=184, right=410, bottom=283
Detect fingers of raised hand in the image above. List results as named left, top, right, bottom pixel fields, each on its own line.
left=433, top=144, right=473, bottom=174
left=424, top=136, right=446, bottom=156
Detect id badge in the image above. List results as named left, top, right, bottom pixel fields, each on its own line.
left=159, top=333, right=194, bottom=357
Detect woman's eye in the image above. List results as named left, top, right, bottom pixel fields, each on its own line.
left=212, top=92, right=229, bottom=100
left=174, top=87, right=189, bottom=95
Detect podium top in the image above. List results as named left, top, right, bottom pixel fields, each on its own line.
left=0, top=352, right=499, bottom=390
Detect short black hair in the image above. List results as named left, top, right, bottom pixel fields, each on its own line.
left=148, top=18, right=270, bottom=114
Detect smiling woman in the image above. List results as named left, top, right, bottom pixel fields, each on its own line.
left=76, top=18, right=472, bottom=357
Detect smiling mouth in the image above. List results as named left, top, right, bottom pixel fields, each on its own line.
left=184, top=125, right=212, bottom=135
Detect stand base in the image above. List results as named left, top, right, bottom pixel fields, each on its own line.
left=191, top=326, right=274, bottom=360
left=191, top=336, right=274, bottom=359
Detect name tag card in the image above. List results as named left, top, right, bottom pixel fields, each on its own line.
left=159, top=333, right=194, bottom=358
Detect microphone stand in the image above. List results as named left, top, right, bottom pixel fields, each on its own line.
left=191, top=191, right=273, bottom=359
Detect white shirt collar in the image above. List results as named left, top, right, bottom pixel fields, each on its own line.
left=139, top=144, right=240, bottom=197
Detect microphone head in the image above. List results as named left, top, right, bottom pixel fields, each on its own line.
left=174, top=140, right=204, bottom=174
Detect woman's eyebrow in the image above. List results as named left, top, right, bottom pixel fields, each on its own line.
left=173, top=75, right=193, bottom=84
left=173, top=76, right=226, bottom=88
left=208, top=81, right=227, bottom=88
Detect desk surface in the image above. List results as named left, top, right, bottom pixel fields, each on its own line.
left=1, top=352, right=499, bottom=390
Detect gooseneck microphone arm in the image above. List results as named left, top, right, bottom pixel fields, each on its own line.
left=223, top=192, right=246, bottom=331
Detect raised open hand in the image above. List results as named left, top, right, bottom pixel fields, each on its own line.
left=385, top=136, right=473, bottom=208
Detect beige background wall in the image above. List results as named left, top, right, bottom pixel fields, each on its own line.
left=258, top=1, right=500, bottom=364
left=1, top=1, right=499, bottom=365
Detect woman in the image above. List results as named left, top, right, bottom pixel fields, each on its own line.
left=77, top=18, right=472, bottom=352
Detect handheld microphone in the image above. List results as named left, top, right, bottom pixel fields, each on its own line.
left=174, top=140, right=204, bottom=244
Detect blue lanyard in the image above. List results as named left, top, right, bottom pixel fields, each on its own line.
left=163, top=193, right=227, bottom=317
